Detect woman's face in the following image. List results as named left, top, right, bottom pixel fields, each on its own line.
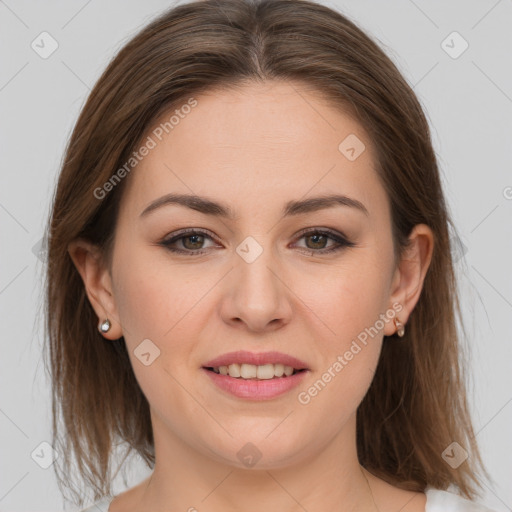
left=107, top=80, right=405, bottom=468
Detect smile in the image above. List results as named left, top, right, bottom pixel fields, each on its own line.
left=205, top=363, right=303, bottom=379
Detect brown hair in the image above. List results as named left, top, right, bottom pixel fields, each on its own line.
left=45, top=0, right=488, bottom=505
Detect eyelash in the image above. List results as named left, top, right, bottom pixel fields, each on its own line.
left=159, top=227, right=355, bottom=256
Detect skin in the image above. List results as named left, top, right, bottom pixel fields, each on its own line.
left=69, top=80, right=433, bottom=512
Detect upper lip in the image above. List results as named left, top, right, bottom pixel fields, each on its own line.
left=203, top=351, right=310, bottom=370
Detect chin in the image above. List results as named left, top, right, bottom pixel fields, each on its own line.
left=198, top=429, right=312, bottom=471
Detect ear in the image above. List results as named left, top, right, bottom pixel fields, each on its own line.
left=383, top=224, right=434, bottom=336
left=67, top=238, right=123, bottom=340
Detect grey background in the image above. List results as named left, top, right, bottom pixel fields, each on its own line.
left=1, top=0, right=511, bottom=510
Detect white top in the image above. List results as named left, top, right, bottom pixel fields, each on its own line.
left=424, top=488, right=495, bottom=511
left=78, top=488, right=496, bottom=511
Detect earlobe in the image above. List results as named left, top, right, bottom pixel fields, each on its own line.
left=67, top=239, right=123, bottom=340
left=385, top=224, right=434, bottom=336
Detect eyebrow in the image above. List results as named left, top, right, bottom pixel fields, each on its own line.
left=139, top=193, right=369, bottom=219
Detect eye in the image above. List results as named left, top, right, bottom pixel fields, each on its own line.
left=292, top=228, right=355, bottom=255
left=159, top=229, right=220, bottom=255
left=159, top=227, right=355, bottom=256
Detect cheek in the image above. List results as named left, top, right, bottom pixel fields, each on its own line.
left=297, top=250, right=391, bottom=346
left=295, top=273, right=386, bottom=428
left=292, top=253, right=390, bottom=413
left=111, top=245, right=227, bottom=393
left=113, top=273, right=169, bottom=347
left=112, top=245, right=208, bottom=343
left=111, top=254, right=207, bottom=422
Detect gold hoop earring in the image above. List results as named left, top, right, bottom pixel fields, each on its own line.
left=98, top=318, right=111, bottom=333
left=394, top=318, right=405, bottom=337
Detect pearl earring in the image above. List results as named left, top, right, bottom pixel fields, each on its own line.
left=98, top=318, right=111, bottom=333
left=394, top=317, right=405, bottom=337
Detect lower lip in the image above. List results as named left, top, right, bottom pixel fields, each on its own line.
left=202, top=368, right=309, bottom=400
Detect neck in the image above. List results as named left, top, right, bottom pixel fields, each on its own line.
left=138, top=412, right=378, bottom=512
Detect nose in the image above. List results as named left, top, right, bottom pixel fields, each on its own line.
left=219, top=243, right=293, bottom=333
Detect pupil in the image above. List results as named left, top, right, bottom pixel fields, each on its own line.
left=310, top=235, right=325, bottom=249
left=184, top=234, right=204, bottom=249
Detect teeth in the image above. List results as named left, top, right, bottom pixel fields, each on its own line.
left=274, top=363, right=284, bottom=377
left=256, top=364, right=275, bottom=380
left=212, top=363, right=299, bottom=379
left=240, top=363, right=257, bottom=379
left=228, top=363, right=240, bottom=378
left=284, top=365, right=294, bottom=376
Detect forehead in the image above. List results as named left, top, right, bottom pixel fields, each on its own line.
left=121, top=80, right=386, bottom=220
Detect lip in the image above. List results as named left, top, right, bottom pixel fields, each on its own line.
left=202, top=350, right=310, bottom=370
left=202, top=367, right=309, bottom=400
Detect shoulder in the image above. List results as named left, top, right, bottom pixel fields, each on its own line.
left=77, top=496, right=113, bottom=512
left=425, top=487, right=497, bottom=512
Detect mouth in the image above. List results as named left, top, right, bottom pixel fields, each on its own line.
left=201, top=350, right=310, bottom=380
left=203, top=363, right=307, bottom=380
left=201, top=351, right=310, bottom=399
